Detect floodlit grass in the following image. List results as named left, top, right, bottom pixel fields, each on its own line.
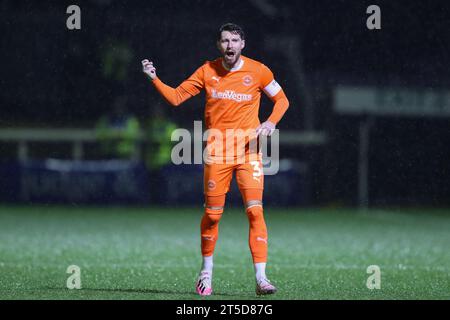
left=0, top=205, right=449, bottom=300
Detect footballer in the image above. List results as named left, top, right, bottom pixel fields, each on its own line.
left=142, top=23, right=289, bottom=296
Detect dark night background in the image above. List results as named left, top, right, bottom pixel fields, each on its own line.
left=0, top=0, right=449, bottom=206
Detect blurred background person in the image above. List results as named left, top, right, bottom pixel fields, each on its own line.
left=95, top=96, right=141, bottom=160
left=145, top=101, right=177, bottom=171
left=144, top=101, right=177, bottom=204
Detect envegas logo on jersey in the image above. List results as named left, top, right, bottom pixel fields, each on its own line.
left=211, top=89, right=252, bottom=102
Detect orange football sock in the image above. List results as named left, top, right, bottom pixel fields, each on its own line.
left=200, top=195, right=225, bottom=257
left=246, top=205, right=268, bottom=263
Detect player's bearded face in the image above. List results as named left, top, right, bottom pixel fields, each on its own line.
left=218, top=31, right=245, bottom=67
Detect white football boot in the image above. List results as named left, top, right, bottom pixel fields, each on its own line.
left=256, top=278, right=277, bottom=295
left=196, top=271, right=213, bottom=296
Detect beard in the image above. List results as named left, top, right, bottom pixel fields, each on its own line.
left=223, top=51, right=241, bottom=67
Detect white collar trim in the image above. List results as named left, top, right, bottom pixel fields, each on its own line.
left=222, top=58, right=244, bottom=72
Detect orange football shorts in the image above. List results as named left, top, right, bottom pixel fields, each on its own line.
left=204, top=158, right=264, bottom=196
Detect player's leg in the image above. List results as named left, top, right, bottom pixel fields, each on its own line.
left=196, top=163, right=233, bottom=296
left=197, top=193, right=225, bottom=296
left=200, top=194, right=225, bottom=270
left=201, top=163, right=233, bottom=263
left=236, top=160, right=265, bottom=263
left=241, top=188, right=277, bottom=295
left=237, top=161, right=277, bottom=295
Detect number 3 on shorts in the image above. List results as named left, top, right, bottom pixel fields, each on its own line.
left=251, top=161, right=262, bottom=182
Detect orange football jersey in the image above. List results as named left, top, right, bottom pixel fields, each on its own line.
left=177, top=55, right=283, bottom=131
left=152, top=55, right=288, bottom=162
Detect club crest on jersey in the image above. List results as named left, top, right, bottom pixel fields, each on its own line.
left=242, top=75, right=253, bottom=86
left=207, top=180, right=216, bottom=190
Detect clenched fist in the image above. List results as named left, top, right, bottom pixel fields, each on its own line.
left=142, top=59, right=157, bottom=79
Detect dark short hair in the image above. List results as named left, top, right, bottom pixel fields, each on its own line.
left=217, top=23, right=245, bottom=41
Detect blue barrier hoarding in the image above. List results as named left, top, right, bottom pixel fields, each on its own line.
left=0, top=160, right=308, bottom=206
left=0, top=159, right=151, bottom=204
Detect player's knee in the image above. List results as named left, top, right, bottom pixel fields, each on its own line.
left=245, top=200, right=263, bottom=219
left=204, top=206, right=223, bottom=225
left=205, top=214, right=221, bottom=225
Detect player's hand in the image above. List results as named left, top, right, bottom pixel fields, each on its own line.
left=142, top=59, right=157, bottom=79
left=256, top=121, right=276, bottom=137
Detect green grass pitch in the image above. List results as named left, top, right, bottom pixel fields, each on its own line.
left=0, top=205, right=448, bottom=300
